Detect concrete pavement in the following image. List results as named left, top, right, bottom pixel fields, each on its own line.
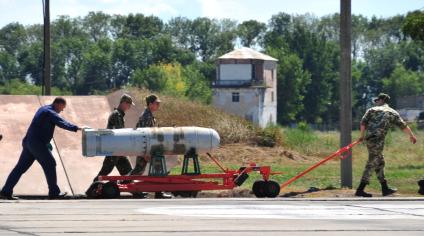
left=0, top=198, right=423, bottom=236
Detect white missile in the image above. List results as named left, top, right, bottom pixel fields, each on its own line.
left=82, top=127, right=220, bottom=157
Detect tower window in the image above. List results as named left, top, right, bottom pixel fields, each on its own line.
left=232, top=92, right=240, bottom=102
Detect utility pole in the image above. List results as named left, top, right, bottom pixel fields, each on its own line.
left=43, top=0, right=51, bottom=95
left=340, top=0, right=352, bottom=188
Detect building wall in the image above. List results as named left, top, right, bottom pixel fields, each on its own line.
left=396, top=95, right=424, bottom=121
left=220, top=64, right=252, bottom=80
left=212, top=88, right=260, bottom=123
left=397, top=95, right=424, bottom=109
left=213, top=59, right=277, bottom=128
left=259, top=61, right=277, bottom=127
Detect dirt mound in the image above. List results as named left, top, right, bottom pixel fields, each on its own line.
left=209, top=143, right=316, bottom=165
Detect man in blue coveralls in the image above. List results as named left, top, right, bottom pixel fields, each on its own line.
left=0, top=97, right=82, bottom=200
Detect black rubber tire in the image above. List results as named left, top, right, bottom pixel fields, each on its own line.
left=85, top=181, right=104, bottom=199
left=190, top=191, right=199, bottom=198
left=102, top=182, right=120, bottom=199
left=265, top=180, right=280, bottom=198
left=252, top=180, right=267, bottom=198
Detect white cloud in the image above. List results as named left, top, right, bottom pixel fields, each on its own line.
left=1, top=0, right=424, bottom=28
left=197, top=0, right=259, bottom=22
left=51, top=0, right=178, bottom=19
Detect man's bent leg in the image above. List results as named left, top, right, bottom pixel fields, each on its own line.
left=128, top=156, right=149, bottom=198
left=129, top=156, right=147, bottom=175
left=31, top=145, right=61, bottom=196
left=93, top=157, right=118, bottom=182
left=116, top=156, right=133, bottom=176
left=356, top=142, right=380, bottom=197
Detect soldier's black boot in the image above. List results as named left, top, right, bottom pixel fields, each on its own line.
left=381, top=181, right=397, bottom=196
left=418, top=179, right=424, bottom=195
left=355, top=182, right=372, bottom=197
left=154, top=192, right=172, bottom=199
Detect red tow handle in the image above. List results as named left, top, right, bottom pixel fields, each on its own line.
left=280, top=140, right=362, bottom=190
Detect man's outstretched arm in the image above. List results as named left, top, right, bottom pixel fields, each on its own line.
left=402, top=126, right=417, bottom=144
left=50, top=110, right=79, bottom=132
left=358, top=123, right=366, bottom=142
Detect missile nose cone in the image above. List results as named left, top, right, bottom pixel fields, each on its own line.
left=210, top=129, right=220, bottom=149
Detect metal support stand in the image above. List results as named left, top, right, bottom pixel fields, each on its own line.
left=148, top=154, right=168, bottom=176
left=182, top=148, right=201, bottom=175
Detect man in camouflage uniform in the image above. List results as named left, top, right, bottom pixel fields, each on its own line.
left=356, top=93, right=417, bottom=197
left=129, top=94, right=172, bottom=199
left=92, top=94, right=135, bottom=182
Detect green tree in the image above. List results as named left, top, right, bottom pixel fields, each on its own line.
left=237, top=20, right=266, bottom=47
left=190, top=17, right=219, bottom=61
left=183, top=64, right=212, bottom=103
left=18, top=42, right=43, bottom=85
left=265, top=13, right=340, bottom=124
left=382, top=64, right=424, bottom=107
left=165, top=17, right=193, bottom=49
left=52, top=15, right=86, bottom=41
left=0, top=23, right=26, bottom=54
left=131, top=64, right=167, bottom=92
left=267, top=48, right=311, bottom=124
left=0, top=51, right=21, bottom=82
left=78, top=39, right=113, bottom=94
left=0, top=79, right=71, bottom=95
left=110, top=14, right=127, bottom=39
left=122, top=14, right=163, bottom=39
left=82, top=11, right=111, bottom=42
left=111, top=38, right=137, bottom=88
left=215, top=19, right=237, bottom=56
left=403, top=10, right=424, bottom=41
left=131, top=62, right=211, bottom=103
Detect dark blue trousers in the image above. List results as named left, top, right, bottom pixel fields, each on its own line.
left=1, top=141, right=60, bottom=196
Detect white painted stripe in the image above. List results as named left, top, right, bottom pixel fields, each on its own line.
left=138, top=204, right=424, bottom=220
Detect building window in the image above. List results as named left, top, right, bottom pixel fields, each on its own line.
left=271, top=91, right=274, bottom=102
left=232, top=92, right=240, bottom=102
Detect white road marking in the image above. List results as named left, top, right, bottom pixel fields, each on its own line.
left=138, top=204, right=424, bottom=220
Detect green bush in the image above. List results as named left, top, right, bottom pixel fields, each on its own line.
left=284, top=122, right=318, bottom=148
left=256, top=124, right=283, bottom=147
left=0, top=79, right=71, bottom=95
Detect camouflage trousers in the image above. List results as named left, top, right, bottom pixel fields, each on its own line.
left=360, top=140, right=386, bottom=184
left=93, top=156, right=132, bottom=182
left=129, top=156, right=148, bottom=175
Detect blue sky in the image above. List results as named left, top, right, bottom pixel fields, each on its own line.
left=0, top=0, right=423, bottom=27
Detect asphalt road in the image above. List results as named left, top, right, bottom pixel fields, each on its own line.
left=0, top=198, right=423, bottom=236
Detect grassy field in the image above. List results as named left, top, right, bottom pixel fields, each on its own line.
left=278, top=128, right=423, bottom=195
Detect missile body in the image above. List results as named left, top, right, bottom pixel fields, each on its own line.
left=82, top=127, right=220, bottom=157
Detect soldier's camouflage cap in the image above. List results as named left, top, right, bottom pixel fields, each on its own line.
left=374, top=93, right=390, bottom=103
left=120, top=94, right=135, bottom=105
left=145, top=94, right=161, bottom=105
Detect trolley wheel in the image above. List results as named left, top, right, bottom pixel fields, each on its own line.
left=190, top=191, right=199, bottom=198
left=265, top=180, right=280, bottom=198
left=85, top=181, right=104, bottom=199
left=102, top=182, right=120, bottom=199
left=252, top=180, right=267, bottom=198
